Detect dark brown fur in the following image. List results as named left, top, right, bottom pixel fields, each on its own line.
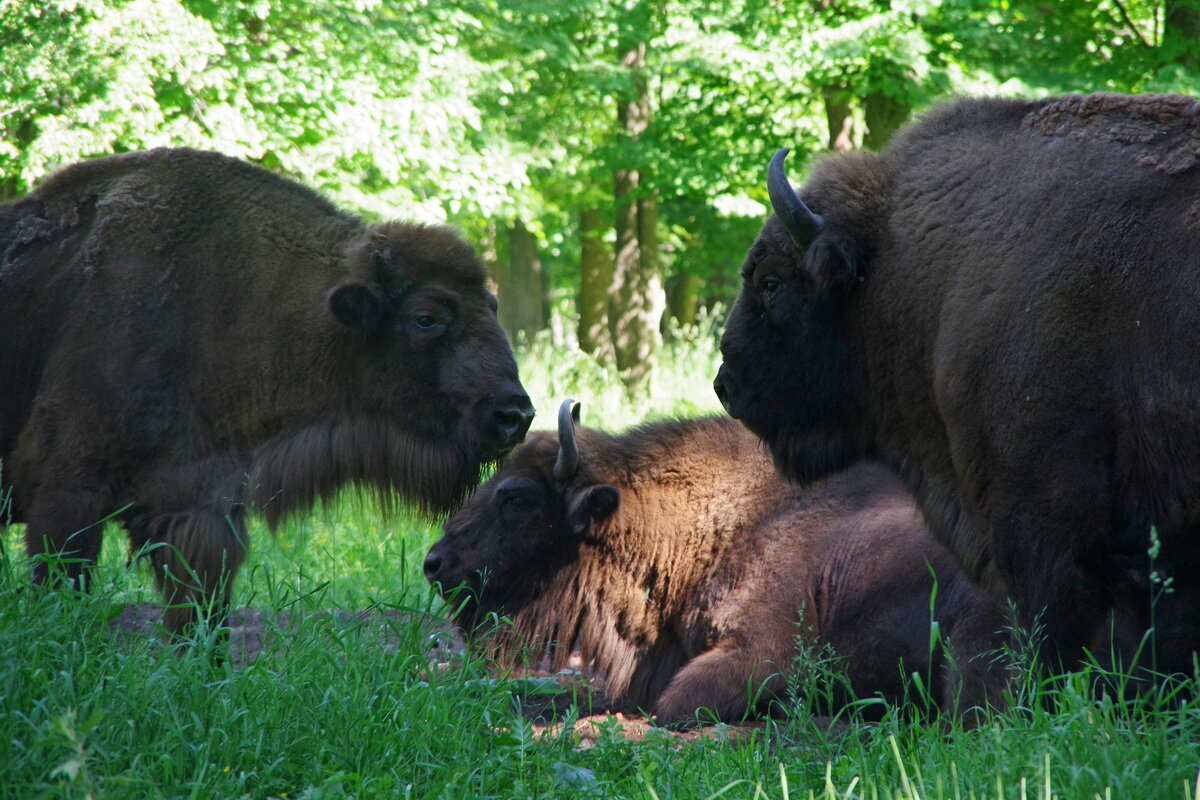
left=0, top=148, right=533, bottom=633
left=715, top=93, right=1200, bottom=675
left=426, top=412, right=1009, bottom=726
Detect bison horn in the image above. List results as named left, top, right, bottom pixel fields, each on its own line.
left=554, top=399, right=581, bottom=481
left=372, top=249, right=396, bottom=273
left=768, top=148, right=825, bottom=250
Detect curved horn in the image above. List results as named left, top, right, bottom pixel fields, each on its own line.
left=768, top=148, right=825, bottom=250
left=554, top=399, right=580, bottom=482
left=371, top=249, right=395, bottom=273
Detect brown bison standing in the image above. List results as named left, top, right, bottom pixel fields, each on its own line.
left=0, top=148, right=533, bottom=633
left=425, top=401, right=1009, bottom=726
left=714, top=93, right=1200, bottom=675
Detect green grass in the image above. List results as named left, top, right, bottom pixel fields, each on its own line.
left=515, top=308, right=728, bottom=431
left=3, top=328, right=1200, bottom=799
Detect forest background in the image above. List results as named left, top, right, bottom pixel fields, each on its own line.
left=7, top=5, right=1200, bottom=797
left=4, top=0, right=1200, bottom=395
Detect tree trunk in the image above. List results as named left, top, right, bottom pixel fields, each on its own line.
left=578, top=207, right=614, bottom=361
left=478, top=221, right=501, bottom=297
left=822, top=85, right=855, bottom=152
left=863, top=90, right=911, bottom=151
left=495, top=219, right=547, bottom=342
left=666, top=271, right=702, bottom=331
left=626, top=186, right=664, bottom=388
left=611, top=37, right=661, bottom=395
left=612, top=159, right=645, bottom=389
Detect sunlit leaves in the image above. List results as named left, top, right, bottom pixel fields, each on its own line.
left=3, top=0, right=1197, bottom=289
left=0, top=0, right=541, bottom=225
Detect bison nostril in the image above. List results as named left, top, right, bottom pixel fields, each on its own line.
left=493, top=395, right=535, bottom=445
left=423, top=552, right=442, bottom=581
left=713, top=370, right=736, bottom=417
left=495, top=407, right=524, bottom=432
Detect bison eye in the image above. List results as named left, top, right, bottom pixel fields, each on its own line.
left=412, top=314, right=447, bottom=337
left=760, top=276, right=782, bottom=295
left=499, top=493, right=538, bottom=522
left=495, top=478, right=543, bottom=520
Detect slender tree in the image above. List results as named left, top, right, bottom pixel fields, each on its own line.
left=611, top=23, right=664, bottom=394
left=494, top=219, right=548, bottom=341
left=578, top=208, right=616, bottom=361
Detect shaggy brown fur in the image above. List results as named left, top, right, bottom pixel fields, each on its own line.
left=714, top=93, right=1200, bottom=676
left=0, top=148, right=533, bottom=633
left=426, top=405, right=1009, bottom=726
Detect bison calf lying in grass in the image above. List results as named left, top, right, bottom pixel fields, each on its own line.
left=0, top=147, right=533, bottom=635
left=426, top=401, right=1010, bottom=727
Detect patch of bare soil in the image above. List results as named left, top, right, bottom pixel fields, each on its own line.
left=107, top=603, right=767, bottom=745
left=532, top=713, right=767, bottom=747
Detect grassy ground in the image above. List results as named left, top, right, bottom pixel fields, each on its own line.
left=3, top=327, right=1200, bottom=799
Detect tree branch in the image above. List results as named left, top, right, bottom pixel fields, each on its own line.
left=1111, top=0, right=1150, bottom=47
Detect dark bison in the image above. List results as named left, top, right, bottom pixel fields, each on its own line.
left=713, top=93, right=1200, bottom=675
left=425, top=401, right=1009, bottom=726
left=0, top=147, right=533, bottom=633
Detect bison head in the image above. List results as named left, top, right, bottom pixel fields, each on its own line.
left=329, top=223, right=534, bottom=455
left=714, top=148, right=870, bottom=484
left=251, top=221, right=534, bottom=522
left=424, top=399, right=620, bottom=630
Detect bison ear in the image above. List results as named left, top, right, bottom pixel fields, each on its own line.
left=567, top=485, right=620, bottom=537
left=804, top=237, right=860, bottom=298
left=328, top=282, right=384, bottom=333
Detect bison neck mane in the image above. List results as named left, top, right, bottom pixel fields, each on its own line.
left=497, top=417, right=784, bottom=709
left=249, top=415, right=481, bottom=527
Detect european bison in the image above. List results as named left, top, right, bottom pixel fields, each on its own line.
left=425, top=401, right=1008, bottom=726
left=713, top=93, right=1200, bottom=675
left=0, top=147, right=533, bottom=633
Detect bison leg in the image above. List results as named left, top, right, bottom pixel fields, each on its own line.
left=24, top=487, right=111, bottom=592
left=133, top=506, right=248, bottom=636
left=986, top=457, right=1114, bottom=673
left=939, top=620, right=1012, bottom=724
left=1122, top=526, right=1200, bottom=682
left=654, top=639, right=787, bottom=727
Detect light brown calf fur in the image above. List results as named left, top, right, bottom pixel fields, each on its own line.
left=426, top=402, right=1010, bottom=726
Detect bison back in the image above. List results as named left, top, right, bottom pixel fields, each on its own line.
left=845, top=96, right=1200, bottom=585
left=0, top=148, right=364, bottom=519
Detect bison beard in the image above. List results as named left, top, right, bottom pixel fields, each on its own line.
left=715, top=93, right=1200, bottom=678
left=0, top=147, right=533, bottom=636
left=428, top=402, right=1009, bottom=727
left=249, top=416, right=486, bottom=526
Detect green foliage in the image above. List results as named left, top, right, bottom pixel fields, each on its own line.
left=930, top=0, right=1200, bottom=94
left=0, top=0, right=536, bottom=224
left=0, top=0, right=227, bottom=187
left=4, top=0, right=1195, bottom=314
left=515, top=306, right=726, bottom=429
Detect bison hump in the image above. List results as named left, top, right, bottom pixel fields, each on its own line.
left=1024, top=93, right=1200, bottom=175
